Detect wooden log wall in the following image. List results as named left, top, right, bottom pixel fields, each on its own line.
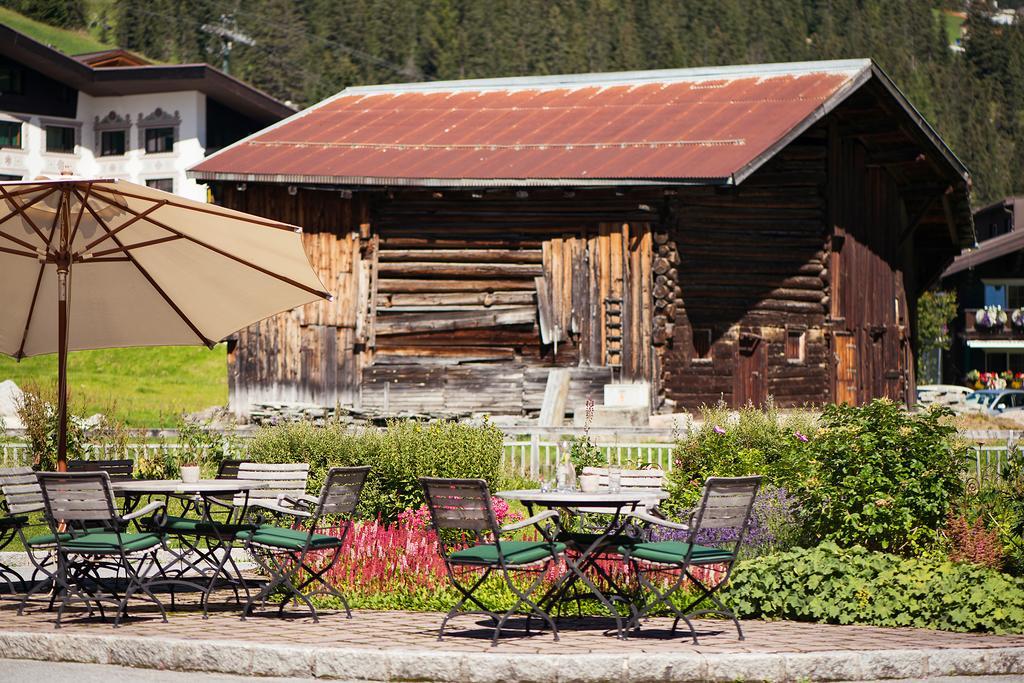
left=209, top=184, right=369, bottom=413
left=662, top=128, right=832, bottom=409
left=361, top=193, right=658, bottom=415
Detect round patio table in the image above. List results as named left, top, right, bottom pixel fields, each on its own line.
left=110, top=478, right=268, bottom=615
left=496, top=488, right=668, bottom=638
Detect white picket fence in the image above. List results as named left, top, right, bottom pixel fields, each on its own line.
left=0, top=438, right=1016, bottom=486
left=501, top=438, right=675, bottom=479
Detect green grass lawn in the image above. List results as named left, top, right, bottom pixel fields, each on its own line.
left=0, top=345, right=228, bottom=428
left=0, top=7, right=111, bottom=54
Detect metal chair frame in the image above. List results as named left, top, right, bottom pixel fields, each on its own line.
left=621, top=475, right=761, bottom=643
left=420, top=477, right=562, bottom=646
left=241, top=466, right=370, bottom=623
left=0, top=466, right=60, bottom=612
left=36, top=471, right=169, bottom=628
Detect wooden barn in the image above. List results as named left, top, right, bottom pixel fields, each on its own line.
left=189, top=59, right=974, bottom=417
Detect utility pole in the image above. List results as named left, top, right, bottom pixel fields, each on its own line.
left=201, top=15, right=255, bottom=74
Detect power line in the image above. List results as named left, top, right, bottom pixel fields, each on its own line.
left=113, top=2, right=425, bottom=82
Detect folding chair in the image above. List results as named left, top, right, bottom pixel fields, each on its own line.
left=0, top=466, right=61, bottom=612
left=237, top=466, right=369, bottom=622
left=420, top=477, right=564, bottom=646
left=36, top=471, right=168, bottom=628
left=67, top=459, right=135, bottom=480
left=619, top=475, right=761, bottom=643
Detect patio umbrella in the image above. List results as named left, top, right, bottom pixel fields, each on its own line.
left=0, top=176, right=330, bottom=471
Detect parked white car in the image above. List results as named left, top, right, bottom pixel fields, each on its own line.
left=961, top=389, right=1024, bottom=417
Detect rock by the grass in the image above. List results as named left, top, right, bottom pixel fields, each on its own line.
left=0, top=379, right=24, bottom=430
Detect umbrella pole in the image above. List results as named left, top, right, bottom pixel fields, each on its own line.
left=56, top=267, right=68, bottom=472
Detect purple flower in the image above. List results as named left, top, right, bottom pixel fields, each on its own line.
left=713, top=425, right=726, bottom=435
left=795, top=431, right=808, bottom=442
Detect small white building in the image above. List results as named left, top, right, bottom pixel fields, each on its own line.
left=0, top=29, right=291, bottom=202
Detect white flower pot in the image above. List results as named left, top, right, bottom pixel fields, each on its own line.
left=580, top=474, right=600, bottom=493
left=180, top=465, right=201, bottom=483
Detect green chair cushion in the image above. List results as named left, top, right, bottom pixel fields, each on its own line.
left=236, top=526, right=342, bottom=551
left=26, top=531, right=72, bottom=547
left=0, top=515, right=28, bottom=531
left=146, top=515, right=253, bottom=539
left=621, top=541, right=734, bottom=565
left=62, top=532, right=162, bottom=554
left=147, top=515, right=199, bottom=533
left=448, top=540, right=565, bottom=566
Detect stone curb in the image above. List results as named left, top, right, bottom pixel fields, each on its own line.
left=0, top=629, right=1023, bottom=681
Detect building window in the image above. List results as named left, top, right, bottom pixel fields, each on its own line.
left=692, top=328, right=712, bottom=360
left=0, top=65, right=24, bottom=95
left=144, top=127, right=175, bottom=153
left=99, top=130, right=126, bottom=156
left=985, top=352, right=1024, bottom=373
left=984, top=282, right=1024, bottom=309
left=0, top=121, right=21, bottom=148
left=45, top=125, right=76, bottom=153
left=786, top=330, right=806, bottom=363
left=145, top=178, right=173, bottom=193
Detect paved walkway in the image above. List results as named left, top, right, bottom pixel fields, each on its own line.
left=2, top=599, right=1024, bottom=681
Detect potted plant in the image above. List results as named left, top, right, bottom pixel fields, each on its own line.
left=179, top=456, right=201, bottom=483
left=1014, top=372, right=1024, bottom=390
left=976, top=305, right=1008, bottom=330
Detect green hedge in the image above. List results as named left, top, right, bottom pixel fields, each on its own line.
left=244, top=418, right=503, bottom=521
left=727, top=543, right=1024, bottom=634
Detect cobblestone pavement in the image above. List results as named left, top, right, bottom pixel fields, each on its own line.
left=2, top=598, right=1023, bottom=656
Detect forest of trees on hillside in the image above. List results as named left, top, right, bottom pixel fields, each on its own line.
left=6, top=0, right=1024, bottom=206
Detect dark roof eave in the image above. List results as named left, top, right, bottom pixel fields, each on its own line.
left=186, top=171, right=735, bottom=188
left=0, top=25, right=292, bottom=124
left=942, top=229, right=1024, bottom=278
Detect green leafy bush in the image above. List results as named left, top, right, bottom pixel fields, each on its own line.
left=799, top=400, right=963, bottom=554
left=662, top=401, right=816, bottom=516
left=368, top=418, right=503, bottom=521
left=244, top=418, right=503, bottom=521
left=727, top=543, right=1024, bottom=634
left=245, top=420, right=381, bottom=494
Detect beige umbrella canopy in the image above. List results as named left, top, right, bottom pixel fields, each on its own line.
left=0, top=177, right=330, bottom=470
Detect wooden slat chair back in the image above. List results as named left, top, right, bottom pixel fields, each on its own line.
left=0, top=466, right=45, bottom=515
left=67, top=459, right=134, bottom=481
left=691, top=475, right=761, bottom=533
left=36, top=472, right=118, bottom=527
left=234, top=462, right=310, bottom=507
left=420, top=478, right=497, bottom=534
left=317, top=466, right=370, bottom=517
left=216, top=459, right=244, bottom=479
left=578, top=466, right=667, bottom=515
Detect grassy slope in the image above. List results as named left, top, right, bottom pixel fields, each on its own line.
left=0, top=7, right=110, bottom=54
left=0, top=345, right=228, bottom=427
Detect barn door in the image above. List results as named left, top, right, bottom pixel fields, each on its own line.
left=734, top=334, right=767, bottom=407
left=834, top=334, right=858, bottom=405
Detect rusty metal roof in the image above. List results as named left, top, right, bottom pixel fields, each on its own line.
left=189, top=59, right=964, bottom=188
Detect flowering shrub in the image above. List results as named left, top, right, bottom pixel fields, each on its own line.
left=654, top=486, right=801, bottom=558
left=663, top=400, right=817, bottom=515
left=798, top=400, right=964, bottom=554
left=397, top=496, right=522, bottom=530
left=944, top=514, right=1004, bottom=570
